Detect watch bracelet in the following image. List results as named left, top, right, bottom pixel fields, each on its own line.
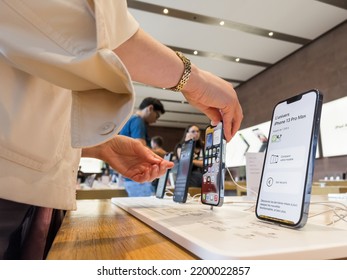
left=168, top=51, right=191, bottom=92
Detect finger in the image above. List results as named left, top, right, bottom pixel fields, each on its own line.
left=127, top=167, right=147, bottom=183
left=141, top=149, right=163, bottom=164
left=148, top=164, right=160, bottom=181
left=159, top=160, right=166, bottom=174
left=133, top=162, right=171, bottom=183
left=155, top=161, right=173, bottom=180
left=187, top=99, right=222, bottom=125
left=220, top=110, right=233, bottom=142
left=132, top=174, right=145, bottom=183
left=201, top=107, right=223, bottom=125
left=133, top=141, right=161, bottom=163
left=161, top=160, right=174, bottom=170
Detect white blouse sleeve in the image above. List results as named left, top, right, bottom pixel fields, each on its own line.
left=0, top=0, right=139, bottom=147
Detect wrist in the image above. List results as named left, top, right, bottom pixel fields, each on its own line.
left=81, top=142, right=105, bottom=160
left=181, top=64, right=205, bottom=98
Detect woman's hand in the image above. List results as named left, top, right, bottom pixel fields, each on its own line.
left=182, top=65, right=243, bottom=142
left=82, top=135, right=174, bottom=182
left=114, top=29, right=243, bottom=142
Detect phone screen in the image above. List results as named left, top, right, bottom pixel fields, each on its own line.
left=173, top=140, right=195, bottom=203
left=256, top=90, right=322, bottom=227
left=201, top=122, right=226, bottom=206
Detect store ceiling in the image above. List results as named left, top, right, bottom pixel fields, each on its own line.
left=127, top=0, right=347, bottom=128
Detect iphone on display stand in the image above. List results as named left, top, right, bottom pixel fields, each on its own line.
left=173, top=140, right=195, bottom=203
left=201, top=122, right=226, bottom=207
left=155, top=152, right=173, bottom=199
left=255, top=89, right=323, bottom=228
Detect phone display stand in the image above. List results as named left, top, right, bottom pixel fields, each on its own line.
left=245, top=152, right=265, bottom=199
left=111, top=196, right=347, bottom=260
left=173, top=140, right=195, bottom=203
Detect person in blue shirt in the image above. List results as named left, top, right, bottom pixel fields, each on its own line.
left=119, top=97, right=165, bottom=196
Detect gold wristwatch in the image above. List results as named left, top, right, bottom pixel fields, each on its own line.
left=168, top=51, right=191, bottom=92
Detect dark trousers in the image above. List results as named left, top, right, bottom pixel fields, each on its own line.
left=0, top=199, right=64, bottom=259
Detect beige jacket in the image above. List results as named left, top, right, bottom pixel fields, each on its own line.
left=0, top=0, right=139, bottom=210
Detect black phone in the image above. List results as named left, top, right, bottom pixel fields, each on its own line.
left=255, top=89, right=323, bottom=228
left=173, top=139, right=195, bottom=203
left=201, top=122, right=226, bottom=207
left=155, top=152, right=173, bottom=199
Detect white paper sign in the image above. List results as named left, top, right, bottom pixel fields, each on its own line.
left=245, top=152, right=265, bottom=199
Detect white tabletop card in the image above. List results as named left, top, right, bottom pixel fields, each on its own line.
left=245, top=152, right=265, bottom=199
left=111, top=196, right=347, bottom=260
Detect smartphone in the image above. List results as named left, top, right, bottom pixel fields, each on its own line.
left=173, top=139, right=195, bottom=203
left=201, top=122, right=226, bottom=207
left=155, top=152, right=173, bottom=199
left=255, top=89, right=323, bottom=228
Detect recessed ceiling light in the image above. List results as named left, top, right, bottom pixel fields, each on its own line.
left=235, top=58, right=240, bottom=62
left=268, top=32, right=274, bottom=37
left=193, top=50, right=198, bottom=55
left=163, top=8, right=169, bottom=14
left=219, top=21, right=225, bottom=26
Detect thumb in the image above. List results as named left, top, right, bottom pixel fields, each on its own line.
left=199, top=106, right=223, bottom=126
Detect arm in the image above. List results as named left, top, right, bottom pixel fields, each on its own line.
left=114, top=29, right=243, bottom=142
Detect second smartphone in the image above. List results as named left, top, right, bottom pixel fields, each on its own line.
left=173, top=139, right=195, bottom=203
left=155, top=152, right=173, bottom=199
left=201, top=122, right=226, bottom=207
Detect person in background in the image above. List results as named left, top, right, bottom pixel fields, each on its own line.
left=119, top=97, right=164, bottom=146
left=151, top=135, right=168, bottom=158
left=174, top=125, right=204, bottom=188
left=118, top=97, right=165, bottom=196
left=0, top=0, right=242, bottom=259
